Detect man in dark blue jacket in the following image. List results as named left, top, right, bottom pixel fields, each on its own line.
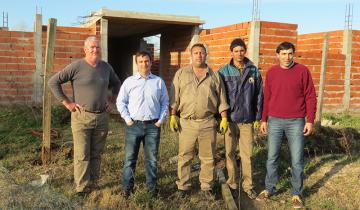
left=218, top=38, right=263, bottom=199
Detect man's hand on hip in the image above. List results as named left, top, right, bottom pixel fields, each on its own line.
left=62, top=100, right=81, bottom=112
left=105, top=102, right=114, bottom=113
left=303, top=122, right=313, bottom=136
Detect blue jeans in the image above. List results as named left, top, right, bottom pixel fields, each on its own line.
left=123, top=122, right=160, bottom=191
left=265, top=117, right=305, bottom=195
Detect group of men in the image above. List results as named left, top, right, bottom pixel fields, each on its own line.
left=48, top=35, right=316, bottom=209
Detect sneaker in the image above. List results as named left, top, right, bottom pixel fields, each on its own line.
left=256, top=190, right=270, bottom=201
left=244, top=189, right=257, bottom=200
left=200, top=190, right=215, bottom=200
left=292, top=195, right=304, bottom=209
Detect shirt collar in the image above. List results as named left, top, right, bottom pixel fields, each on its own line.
left=188, top=65, right=210, bottom=74
left=229, top=57, right=252, bottom=69
left=134, top=72, right=154, bottom=79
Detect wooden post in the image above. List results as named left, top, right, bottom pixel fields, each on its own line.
left=216, top=168, right=238, bottom=210
left=32, top=14, right=43, bottom=104
left=315, top=33, right=329, bottom=123
left=42, top=18, right=57, bottom=165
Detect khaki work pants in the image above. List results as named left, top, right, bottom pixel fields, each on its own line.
left=176, top=118, right=217, bottom=191
left=71, top=110, right=109, bottom=192
left=224, top=122, right=254, bottom=191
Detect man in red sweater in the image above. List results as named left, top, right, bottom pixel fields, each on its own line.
left=256, top=42, right=316, bottom=209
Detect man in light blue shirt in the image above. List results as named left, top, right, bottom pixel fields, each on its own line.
left=116, top=51, right=169, bottom=198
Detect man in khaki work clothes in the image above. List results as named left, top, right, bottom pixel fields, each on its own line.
left=48, top=36, right=121, bottom=196
left=169, top=43, right=229, bottom=198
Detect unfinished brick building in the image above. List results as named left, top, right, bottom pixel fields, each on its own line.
left=0, top=9, right=359, bottom=113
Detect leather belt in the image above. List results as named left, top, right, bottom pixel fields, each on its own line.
left=84, top=109, right=104, bottom=114
left=133, top=119, right=158, bottom=124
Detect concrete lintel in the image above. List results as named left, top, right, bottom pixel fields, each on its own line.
left=342, top=29, right=352, bottom=111
left=84, top=8, right=205, bottom=27
left=32, top=14, right=43, bottom=104
left=247, top=21, right=261, bottom=67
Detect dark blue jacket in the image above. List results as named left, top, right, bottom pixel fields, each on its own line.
left=218, top=58, right=263, bottom=123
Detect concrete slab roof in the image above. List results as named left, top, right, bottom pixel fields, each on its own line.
left=83, top=8, right=205, bottom=38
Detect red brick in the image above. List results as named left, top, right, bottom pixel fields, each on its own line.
left=261, top=21, right=298, bottom=30
left=57, top=26, right=93, bottom=34
left=0, top=43, right=11, bottom=51
left=260, top=35, right=297, bottom=43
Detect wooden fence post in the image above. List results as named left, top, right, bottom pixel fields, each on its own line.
left=42, top=18, right=57, bottom=165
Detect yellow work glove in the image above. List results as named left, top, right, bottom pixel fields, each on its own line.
left=169, top=115, right=179, bottom=132
left=253, top=120, right=261, bottom=130
left=219, top=117, right=228, bottom=135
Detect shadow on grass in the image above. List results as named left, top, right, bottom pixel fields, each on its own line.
left=303, top=155, right=359, bottom=197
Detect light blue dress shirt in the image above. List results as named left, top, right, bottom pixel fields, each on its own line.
left=116, top=73, right=169, bottom=124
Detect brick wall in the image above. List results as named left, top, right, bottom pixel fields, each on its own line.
left=297, top=31, right=344, bottom=54
left=1, top=19, right=360, bottom=113
left=296, top=52, right=346, bottom=111
left=258, top=21, right=298, bottom=75
left=0, top=30, right=35, bottom=103
left=0, top=26, right=94, bottom=104
left=350, top=30, right=360, bottom=110
left=296, top=30, right=360, bottom=112
left=199, top=22, right=250, bottom=71
left=161, top=26, right=194, bottom=87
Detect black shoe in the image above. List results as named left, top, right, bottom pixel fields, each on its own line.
left=230, top=188, right=239, bottom=198
left=76, top=191, right=88, bottom=198
left=200, top=190, right=215, bottom=200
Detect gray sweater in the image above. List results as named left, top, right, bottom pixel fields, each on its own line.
left=48, top=59, right=121, bottom=112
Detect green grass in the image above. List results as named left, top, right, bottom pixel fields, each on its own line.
left=1, top=106, right=360, bottom=209
left=323, top=112, right=360, bottom=129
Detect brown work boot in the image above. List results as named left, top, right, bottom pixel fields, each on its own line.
left=256, top=190, right=270, bottom=201
left=292, top=195, right=304, bottom=209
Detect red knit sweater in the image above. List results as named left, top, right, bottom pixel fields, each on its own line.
left=261, top=63, right=317, bottom=123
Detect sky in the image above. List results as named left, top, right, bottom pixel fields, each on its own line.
left=1, top=0, right=359, bottom=34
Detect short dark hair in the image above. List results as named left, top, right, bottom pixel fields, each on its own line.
left=190, top=43, right=207, bottom=53
left=230, top=38, right=247, bottom=52
left=135, top=51, right=152, bottom=62
left=276, top=42, right=296, bottom=53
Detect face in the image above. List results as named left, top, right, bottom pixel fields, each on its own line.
left=231, top=46, right=246, bottom=63
left=277, top=48, right=294, bottom=69
left=136, top=55, right=152, bottom=75
left=84, top=40, right=101, bottom=61
left=191, top=46, right=207, bottom=68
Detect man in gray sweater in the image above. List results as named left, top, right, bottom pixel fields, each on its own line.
left=48, top=36, right=121, bottom=195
